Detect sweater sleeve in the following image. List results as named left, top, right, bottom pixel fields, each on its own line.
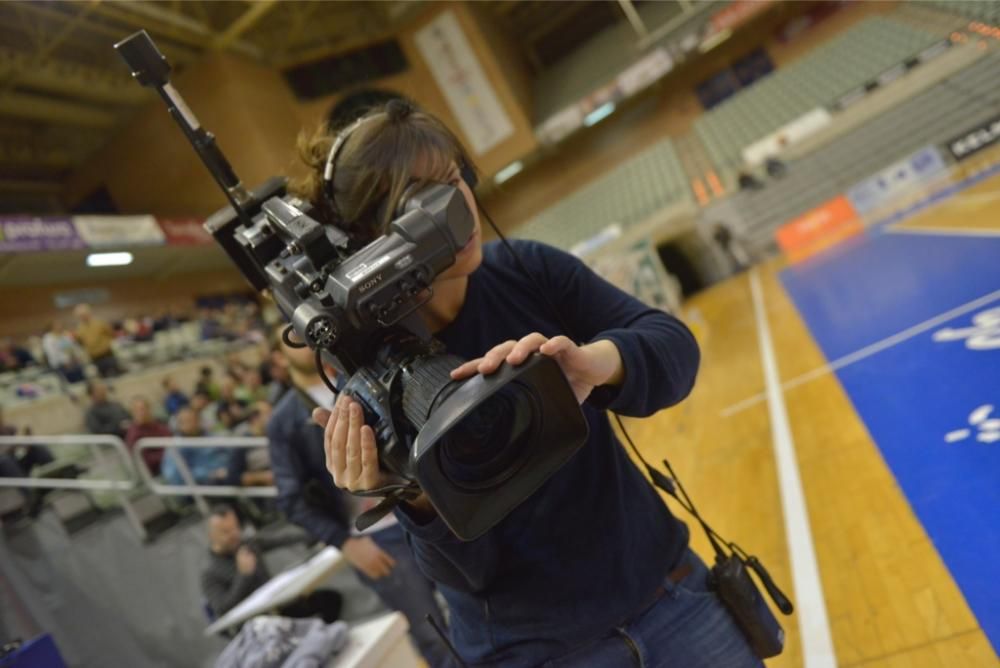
left=524, top=241, right=700, bottom=417
left=267, top=415, right=351, bottom=549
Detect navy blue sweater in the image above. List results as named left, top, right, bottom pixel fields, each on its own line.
left=393, top=240, right=700, bottom=666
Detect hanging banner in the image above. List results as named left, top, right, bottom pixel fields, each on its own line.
left=73, top=215, right=166, bottom=247
left=616, top=48, right=674, bottom=97
left=0, top=216, right=85, bottom=253
left=742, top=107, right=832, bottom=167
left=707, top=0, right=775, bottom=36
left=158, top=218, right=212, bottom=245
left=414, top=10, right=514, bottom=156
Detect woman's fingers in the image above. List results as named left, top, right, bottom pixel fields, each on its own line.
left=477, top=340, right=517, bottom=375
left=359, top=425, right=381, bottom=490
left=329, top=397, right=350, bottom=485
left=506, top=332, right=549, bottom=365
left=538, top=335, right=575, bottom=356
left=344, top=401, right=363, bottom=488
left=449, top=358, right=484, bottom=380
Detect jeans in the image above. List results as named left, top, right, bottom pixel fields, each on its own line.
left=358, top=525, right=451, bottom=668
left=545, top=549, right=765, bottom=668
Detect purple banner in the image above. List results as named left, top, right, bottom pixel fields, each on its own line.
left=0, top=216, right=86, bottom=252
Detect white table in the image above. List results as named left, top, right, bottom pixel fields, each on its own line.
left=205, top=546, right=346, bottom=636
left=329, top=612, right=421, bottom=668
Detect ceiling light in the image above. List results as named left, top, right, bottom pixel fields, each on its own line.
left=494, top=161, right=524, bottom=185
left=86, top=252, right=133, bottom=267
left=584, top=102, right=616, bottom=127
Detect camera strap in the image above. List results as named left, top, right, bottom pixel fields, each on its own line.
left=480, top=204, right=793, bottom=655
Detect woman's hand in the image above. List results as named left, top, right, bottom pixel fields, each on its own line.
left=449, top=333, right=624, bottom=403
left=313, top=395, right=393, bottom=492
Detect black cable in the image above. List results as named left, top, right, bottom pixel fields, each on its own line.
left=282, top=324, right=307, bottom=349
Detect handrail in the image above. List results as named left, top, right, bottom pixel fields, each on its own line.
left=0, top=434, right=146, bottom=539
left=133, top=436, right=276, bottom=515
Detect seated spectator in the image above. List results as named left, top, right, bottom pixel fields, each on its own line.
left=41, top=322, right=85, bottom=383
left=737, top=169, right=764, bottom=191
left=236, top=402, right=274, bottom=487
left=202, top=504, right=341, bottom=622
left=235, top=369, right=268, bottom=405
left=196, top=366, right=220, bottom=401
left=162, top=407, right=244, bottom=486
left=180, top=390, right=219, bottom=434
left=266, top=352, right=292, bottom=405
left=74, top=304, right=122, bottom=378
left=162, top=376, right=190, bottom=416
left=124, top=396, right=171, bottom=476
left=765, top=156, right=787, bottom=178
left=0, top=408, right=54, bottom=518
left=84, top=380, right=132, bottom=439
left=0, top=338, right=36, bottom=372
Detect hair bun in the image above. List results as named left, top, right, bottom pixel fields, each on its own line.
left=385, top=98, right=414, bottom=122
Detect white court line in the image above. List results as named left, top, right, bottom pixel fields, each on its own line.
left=749, top=269, right=836, bottom=668
left=885, top=226, right=1000, bottom=237
left=722, top=289, right=1000, bottom=418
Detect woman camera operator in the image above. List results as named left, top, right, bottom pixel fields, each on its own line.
left=300, top=100, right=762, bottom=667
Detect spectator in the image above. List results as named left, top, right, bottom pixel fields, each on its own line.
left=74, top=304, right=121, bottom=377
left=235, top=369, right=268, bottom=405
left=0, top=338, right=35, bottom=372
left=737, top=169, right=764, bottom=191
left=186, top=390, right=219, bottom=434
left=124, top=396, right=171, bottom=476
left=84, top=380, right=131, bottom=439
left=712, top=223, right=752, bottom=274
left=269, top=331, right=447, bottom=666
left=41, top=322, right=85, bottom=383
left=162, top=376, right=190, bottom=416
left=236, top=402, right=274, bottom=487
left=201, top=504, right=341, bottom=621
left=0, top=408, right=54, bottom=518
left=765, top=156, right=787, bottom=178
left=266, top=352, right=292, bottom=405
left=162, top=407, right=244, bottom=486
left=196, top=366, right=220, bottom=401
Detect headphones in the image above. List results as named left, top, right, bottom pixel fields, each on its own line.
left=321, top=106, right=478, bottom=228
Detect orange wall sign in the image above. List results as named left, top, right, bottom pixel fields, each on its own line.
left=776, top=195, right=862, bottom=262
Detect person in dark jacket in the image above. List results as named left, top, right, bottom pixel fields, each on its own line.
left=201, top=504, right=341, bottom=622
left=296, top=101, right=762, bottom=667
left=84, top=380, right=131, bottom=439
left=268, top=338, right=449, bottom=666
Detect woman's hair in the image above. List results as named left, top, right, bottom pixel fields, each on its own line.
left=293, top=99, right=474, bottom=246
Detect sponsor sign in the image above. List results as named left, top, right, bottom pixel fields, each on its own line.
left=73, top=215, right=166, bottom=247
left=847, top=146, right=948, bottom=214
left=616, top=49, right=674, bottom=97
left=775, top=195, right=861, bottom=261
left=537, top=105, right=584, bottom=145
left=946, top=115, right=1000, bottom=162
left=707, top=0, right=774, bottom=36
left=158, top=218, right=212, bottom=245
left=0, top=216, right=86, bottom=252
left=742, top=108, right=832, bottom=166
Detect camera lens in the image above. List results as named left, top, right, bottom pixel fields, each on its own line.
left=436, top=382, right=539, bottom=491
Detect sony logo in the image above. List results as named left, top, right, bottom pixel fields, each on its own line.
left=358, top=273, right=383, bottom=293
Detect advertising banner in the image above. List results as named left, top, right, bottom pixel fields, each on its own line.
left=73, top=215, right=166, bottom=247
left=0, top=216, right=86, bottom=253
left=158, top=218, right=212, bottom=245
left=776, top=195, right=861, bottom=261
left=742, top=107, right=832, bottom=166
left=946, top=115, right=1000, bottom=162
left=847, top=146, right=948, bottom=214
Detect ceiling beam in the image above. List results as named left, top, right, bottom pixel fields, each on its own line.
left=213, top=0, right=277, bottom=51
left=14, top=1, right=201, bottom=66
left=0, top=91, right=118, bottom=128
left=102, top=0, right=261, bottom=59
left=0, top=178, right=63, bottom=194
left=0, top=47, right=148, bottom=105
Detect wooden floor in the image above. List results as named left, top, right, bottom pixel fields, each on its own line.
left=622, top=168, right=1000, bottom=667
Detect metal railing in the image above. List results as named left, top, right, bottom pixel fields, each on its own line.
left=133, top=436, right=276, bottom=516
left=0, top=435, right=146, bottom=539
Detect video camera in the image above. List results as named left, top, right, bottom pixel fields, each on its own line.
left=114, top=30, right=588, bottom=541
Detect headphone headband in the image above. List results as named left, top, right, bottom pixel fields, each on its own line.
left=322, top=113, right=383, bottom=212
